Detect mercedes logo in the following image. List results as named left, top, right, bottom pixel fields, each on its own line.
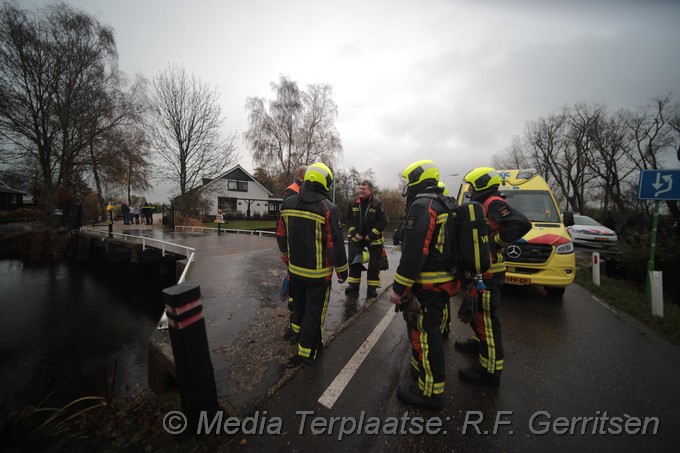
left=506, top=245, right=522, bottom=259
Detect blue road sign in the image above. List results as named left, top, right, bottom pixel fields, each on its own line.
left=638, top=169, right=680, bottom=200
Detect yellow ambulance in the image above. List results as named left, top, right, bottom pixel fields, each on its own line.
left=458, top=169, right=575, bottom=297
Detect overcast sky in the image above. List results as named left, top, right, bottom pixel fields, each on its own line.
left=24, top=0, right=680, bottom=202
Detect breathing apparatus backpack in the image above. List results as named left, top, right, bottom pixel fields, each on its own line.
left=415, top=193, right=491, bottom=278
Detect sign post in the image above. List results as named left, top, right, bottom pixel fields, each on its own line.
left=638, top=169, right=680, bottom=311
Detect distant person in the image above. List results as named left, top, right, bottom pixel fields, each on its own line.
left=142, top=200, right=154, bottom=225
left=121, top=203, right=130, bottom=225
left=283, top=165, right=308, bottom=202
left=455, top=167, right=531, bottom=387
left=344, top=180, right=388, bottom=299
left=277, top=163, right=348, bottom=367
left=131, top=204, right=140, bottom=225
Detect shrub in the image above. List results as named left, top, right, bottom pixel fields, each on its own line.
left=173, top=215, right=203, bottom=227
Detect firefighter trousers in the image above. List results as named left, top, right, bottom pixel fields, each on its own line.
left=406, top=283, right=452, bottom=397
left=348, top=242, right=382, bottom=288
left=290, top=276, right=331, bottom=363
left=470, top=272, right=505, bottom=374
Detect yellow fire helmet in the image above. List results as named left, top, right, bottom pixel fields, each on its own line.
left=304, top=162, right=334, bottom=191
left=464, top=167, right=501, bottom=191
left=402, top=160, right=440, bottom=187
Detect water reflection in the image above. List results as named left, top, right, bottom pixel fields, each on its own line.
left=0, top=259, right=169, bottom=412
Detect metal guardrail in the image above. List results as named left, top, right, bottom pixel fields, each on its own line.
left=80, top=227, right=196, bottom=259
left=80, top=227, right=196, bottom=330
left=174, top=225, right=276, bottom=237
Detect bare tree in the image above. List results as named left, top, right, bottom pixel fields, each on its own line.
left=495, top=95, right=680, bottom=239
left=84, top=74, right=149, bottom=214
left=244, top=75, right=343, bottom=184
left=492, top=135, right=531, bottom=169
left=588, top=107, right=635, bottom=215
left=146, top=64, right=239, bottom=206
left=0, top=2, right=119, bottom=217
left=624, top=94, right=677, bottom=172
left=99, top=125, right=152, bottom=204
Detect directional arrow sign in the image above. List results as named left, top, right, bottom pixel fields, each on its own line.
left=638, top=169, right=680, bottom=200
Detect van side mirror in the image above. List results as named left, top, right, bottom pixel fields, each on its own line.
left=563, top=211, right=574, bottom=227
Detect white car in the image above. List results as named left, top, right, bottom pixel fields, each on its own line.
left=566, top=214, right=618, bottom=248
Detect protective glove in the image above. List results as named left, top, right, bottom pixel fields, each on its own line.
left=391, top=290, right=404, bottom=308
left=457, top=286, right=478, bottom=323
left=403, top=294, right=421, bottom=327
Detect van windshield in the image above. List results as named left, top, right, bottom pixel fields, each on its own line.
left=498, top=189, right=561, bottom=223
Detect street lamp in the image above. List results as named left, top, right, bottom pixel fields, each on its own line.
left=443, top=173, right=459, bottom=188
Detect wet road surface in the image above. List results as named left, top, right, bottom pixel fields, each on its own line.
left=241, top=280, right=680, bottom=452
left=105, top=225, right=679, bottom=451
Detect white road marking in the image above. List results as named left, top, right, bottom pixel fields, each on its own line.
left=318, top=306, right=397, bottom=409
left=590, top=294, right=618, bottom=315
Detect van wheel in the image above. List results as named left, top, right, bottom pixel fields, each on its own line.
left=546, top=287, right=565, bottom=298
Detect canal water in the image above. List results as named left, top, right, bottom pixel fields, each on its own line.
left=0, top=257, right=170, bottom=413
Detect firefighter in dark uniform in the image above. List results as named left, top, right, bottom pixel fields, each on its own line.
left=456, top=167, right=531, bottom=386
left=345, top=180, right=388, bottom=299
left=281, top=165, right=308, bottom=314
left=277, top=163, right=348, bottom=366
left=391, top=160, right=461, bottom=410
left=283, top=165, right=308, bottom=202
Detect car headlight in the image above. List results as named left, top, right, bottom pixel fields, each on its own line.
left=556, top=242, right=574, bottom=254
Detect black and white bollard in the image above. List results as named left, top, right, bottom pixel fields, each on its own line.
left=163, top=283, right=219, bottom=430
left=651, top=271, right=664, bottom=318
left=592, top=252, right=600, bottom=286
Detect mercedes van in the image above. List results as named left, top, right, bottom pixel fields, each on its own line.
left=458, top=169, right=575, bottom=297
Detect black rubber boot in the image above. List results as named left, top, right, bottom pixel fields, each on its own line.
left=396, top=384, right=443, bottom=410
left=366, top=286, right=378, bottom=299
left=344, top=283, right=359, bottom=296
left=454, top=338, right=480, bottom=354
left=458, top=363, right=501, bottom=387
left=282, top=329, right=298, bottom=344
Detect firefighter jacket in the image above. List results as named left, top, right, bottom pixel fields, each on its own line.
left=393, top=186, right=455, bottom=297
left=345, top=195, right=388, bottom=246
left=474, top=190, right=532, bottom=274
left=277, top=182, right=349, bottom=282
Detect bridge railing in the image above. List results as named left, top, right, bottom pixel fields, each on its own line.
left=174, top=225, right=276, bottom=237
left=80, top=227, right=197, bottom=330
left=80, top=227, right=197, bottom=259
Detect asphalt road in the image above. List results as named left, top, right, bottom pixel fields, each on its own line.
left=235, top=280, right=680, bottom=452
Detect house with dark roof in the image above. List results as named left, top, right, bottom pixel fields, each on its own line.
left=197, top=164, right=282, bottom=218
left=0, top=182, right=26, bottom=211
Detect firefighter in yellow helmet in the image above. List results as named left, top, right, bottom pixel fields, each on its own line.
left=455, top=166, right=531, bottom=386
left=391, top=160, right=461, bottom=410
left=276, top=163, right=348, bottom=367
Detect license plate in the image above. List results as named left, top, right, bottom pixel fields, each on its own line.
left=505, top=276, right=531, bottom=285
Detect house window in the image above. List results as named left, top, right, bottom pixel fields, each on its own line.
left=218, top=197, right=236, bottom=213
left=10, top=194, right=17, bottom=204
left=228, top=180, right=248, bottom=192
